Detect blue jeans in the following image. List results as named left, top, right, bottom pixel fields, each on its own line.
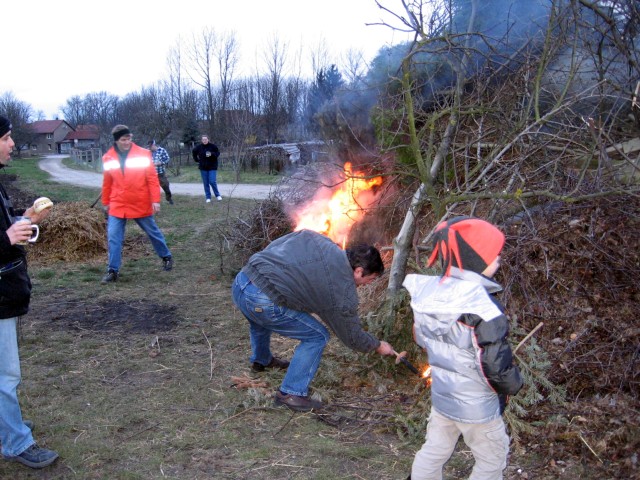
left=232, top=271, right=329, bottom=397
left=0, top=317, right=35, bottom=457
left=107, top=215, right=171, bottom=273
left=200, top=169, right=220, bottom=199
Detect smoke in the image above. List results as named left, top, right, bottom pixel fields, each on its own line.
left=323, top=0, right=551, bottom=144
left=328, top=0, right=638, bottom=141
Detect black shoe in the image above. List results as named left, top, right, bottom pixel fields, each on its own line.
left=168, top=198, right=174, bottom=205
left=162, top=256, right=173, bottom=271
left=101, top=270, right=118, bottom=284
left=10, top=444, right=58, bottom=469
left=252, top=356, right=290, bottom=372
left=274, top=391, right=323, bottom=412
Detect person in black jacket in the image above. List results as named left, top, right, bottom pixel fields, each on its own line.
left=192, top=134, right=222, bottom=202
left=0, top=115, right=58, bottom=469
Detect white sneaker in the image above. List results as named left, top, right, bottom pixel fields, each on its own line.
left=206, top=199, right=211, bottom=203
left=216, top=196, right=222, bottom=201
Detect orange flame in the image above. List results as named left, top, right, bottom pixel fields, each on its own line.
left=293, top=162, right=382, bottom=247
left=422, top=365, right=432, bottom=387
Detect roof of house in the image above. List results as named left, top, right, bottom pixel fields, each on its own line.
left=63, top=130, right=100, bottom=141
left=62, top=124, right=100, bottom=142
left=29, top=119, right=73, bottom=134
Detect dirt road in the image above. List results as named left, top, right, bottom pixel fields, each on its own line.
left=38, top=155, right=277, bottom=200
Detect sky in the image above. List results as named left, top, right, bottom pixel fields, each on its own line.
left=3, top=0, right=413, bottom=119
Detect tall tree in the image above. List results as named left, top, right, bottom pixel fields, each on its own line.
left=187, top=27, right=218, bottom=136
left=304, top=65, right=345, bottom=136
left=261, top=34, right=289, bottom=143
left=61, top=95, right=88, bottom=128
left=0, top=92, right=34, bottom=155
left=214, top=30, right=240, bottom=144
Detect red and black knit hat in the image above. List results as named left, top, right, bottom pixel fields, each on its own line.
left=427, top=216, right=505, bottom=276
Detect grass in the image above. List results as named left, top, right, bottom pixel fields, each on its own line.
left=0, top=158, right=619, bottom=479
left=0, top=160, right=417, bottom=479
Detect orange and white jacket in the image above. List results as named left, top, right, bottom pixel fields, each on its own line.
left=101, top=143, right=161, bottom=219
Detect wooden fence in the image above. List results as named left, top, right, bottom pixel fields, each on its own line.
left=70, top=148, right=103, bottom=172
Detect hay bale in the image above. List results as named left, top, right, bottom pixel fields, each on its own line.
left=29, top=202, right=106, bottom=263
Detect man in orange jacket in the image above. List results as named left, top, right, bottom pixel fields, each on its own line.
left=100, top=124, right=173, bottom=283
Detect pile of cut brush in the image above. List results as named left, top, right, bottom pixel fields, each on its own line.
left=224, top=194, right=292, bottom=272
left=499, top=194, right=639, bottom=475
left=29, top=202, right=106, bottom=263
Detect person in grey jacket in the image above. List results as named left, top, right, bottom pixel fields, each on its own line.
left=403, top=217, right=523, bottom=480
left=232, top=229, right=395, bottom=412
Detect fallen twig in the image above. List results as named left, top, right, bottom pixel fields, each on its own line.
left=515, top=322, right=544, bottom=354
left=202, top=329, right=214, bottom=380
left=579, top=433, right=604, bottom=464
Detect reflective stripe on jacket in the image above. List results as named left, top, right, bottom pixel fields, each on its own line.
left=102, top=143, right=161, bottom=218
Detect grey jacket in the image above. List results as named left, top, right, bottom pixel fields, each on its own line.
left=242, top=230, right=380, bottom=353
left=404, top=268, right=523, bottom=423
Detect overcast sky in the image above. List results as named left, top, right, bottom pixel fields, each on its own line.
left=3, top=0, right=412, bottom=119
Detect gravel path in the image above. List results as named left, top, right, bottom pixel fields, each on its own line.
left=38, top=155, right=277, bottom=200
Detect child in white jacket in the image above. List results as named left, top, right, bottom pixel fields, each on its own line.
left=404, top=216, right=523, bottom=480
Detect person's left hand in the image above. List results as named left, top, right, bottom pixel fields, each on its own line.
left=23, top=205, right=52, bottom=224
left=152, top=203, right=161, bottom=214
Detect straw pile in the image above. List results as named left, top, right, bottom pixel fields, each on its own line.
left=29, top=202, right=107, bottom=263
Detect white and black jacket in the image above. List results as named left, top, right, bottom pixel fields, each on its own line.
left=404, top=267, right=523, bottom=423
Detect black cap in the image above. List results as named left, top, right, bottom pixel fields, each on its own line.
left=0, top=115, right=12, bottom=138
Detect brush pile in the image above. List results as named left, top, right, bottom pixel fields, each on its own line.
left=29, top=202, right=107, bottom=263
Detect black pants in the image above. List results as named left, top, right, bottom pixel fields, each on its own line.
left=158, top=173, right=172, bottom=201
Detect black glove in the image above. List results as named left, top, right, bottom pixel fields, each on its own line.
left=499, top=394, right=508, bottom=414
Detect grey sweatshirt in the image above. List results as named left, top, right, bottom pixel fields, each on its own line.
left=242, top=230, right=380, bottom=353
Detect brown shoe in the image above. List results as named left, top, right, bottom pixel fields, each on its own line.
left=274, top=391, right=323, bottom=412
left=252, top=356, right=290, bottom=372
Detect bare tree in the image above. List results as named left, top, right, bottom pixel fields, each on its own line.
left=61, top=95, right=88, bottom=128
left=165, top=38, right=187, bottom=116
left=371, top=0, right=640, bottom=294
left=260, top=34, right=289, bottom=143
left=84, top=92, right=120, bottom=131
left=340, top=48, right=368, bottom=86
left=214, top=30, right=240, bottom=144
left=0, top=92, right=34, bottom=156
left=187, top=27, right=218, bottom=135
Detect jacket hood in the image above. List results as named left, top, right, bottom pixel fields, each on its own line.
left=403, top=269, right=503, bottom=338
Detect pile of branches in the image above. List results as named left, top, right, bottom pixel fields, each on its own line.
left=30, top=202, right=106, bottom=263
left=223, top=194, right=292, bottom=272
left=496, top=194, right=639, bottom=476
left=501, top=194, right=639, bottom=399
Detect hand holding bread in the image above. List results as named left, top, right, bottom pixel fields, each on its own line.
left=33, top=197, right=54, bottom=214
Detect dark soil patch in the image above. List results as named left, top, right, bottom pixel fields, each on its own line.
left=0, top=171, right=37, bottom=209
left=35, top=295, right=181, bottom=334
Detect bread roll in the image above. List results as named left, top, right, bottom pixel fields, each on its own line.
left=33, top=197, right=54, bottom=213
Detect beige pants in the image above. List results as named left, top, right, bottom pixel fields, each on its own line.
left=411, top=408, right=510, bottom=480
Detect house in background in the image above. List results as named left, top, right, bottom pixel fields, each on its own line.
left=28, top=119, right=74, bottom=154
left=60, top=124, right=100, bottom=150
